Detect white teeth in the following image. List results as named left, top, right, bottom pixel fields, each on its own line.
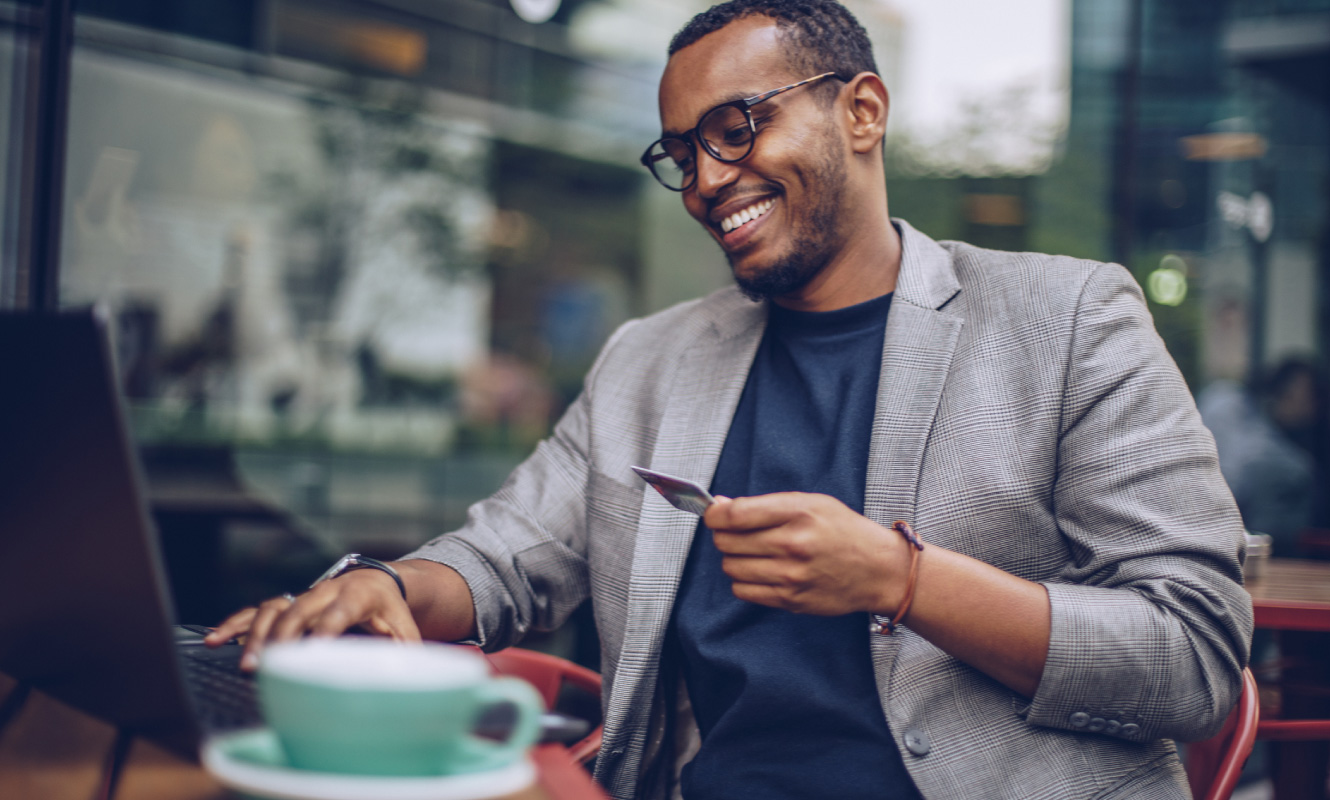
left=720, top=199, right=774, bottom=233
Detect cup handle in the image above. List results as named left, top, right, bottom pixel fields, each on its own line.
left=460, top=677, right=544, bottom=772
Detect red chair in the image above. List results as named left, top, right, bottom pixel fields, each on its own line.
left=486, top=647, right=604, bottom=765
left=1252, top=663, right=1330, bottom=799
left=1257, top=717, right=1330, bottom=739
left=1186, top=668, right=1260, bottom=800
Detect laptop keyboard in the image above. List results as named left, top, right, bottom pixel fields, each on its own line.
left=179, top=646, right=263, bottom=730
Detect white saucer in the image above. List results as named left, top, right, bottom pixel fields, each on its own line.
left=201, top=728, right=537, bottom=800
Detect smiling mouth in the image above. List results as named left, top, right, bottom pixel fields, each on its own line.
left=719, top=198, right=775, bottom=234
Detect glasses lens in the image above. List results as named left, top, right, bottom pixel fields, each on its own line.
left=698, top=104, right=754, bottom=162
left=646, top=138, right=694, bottom=190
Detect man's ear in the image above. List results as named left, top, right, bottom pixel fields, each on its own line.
left=843, top=72, right=889, bottom=155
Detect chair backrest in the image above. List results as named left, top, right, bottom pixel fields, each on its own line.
left=486, top=648, right=604, bottom=766
left=1187, top=668, right=1260, bottom=800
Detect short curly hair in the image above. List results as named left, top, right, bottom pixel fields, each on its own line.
left=669, top=0, right=878, bottom=90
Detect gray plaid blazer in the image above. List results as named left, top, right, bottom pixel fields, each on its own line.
left=407, top=220, right=1253, bottom=799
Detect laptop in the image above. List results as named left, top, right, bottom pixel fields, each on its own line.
left=0, top=306, right=260, bottom=759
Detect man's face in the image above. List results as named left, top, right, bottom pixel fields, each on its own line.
left=658, top=16, right=848, bottom=301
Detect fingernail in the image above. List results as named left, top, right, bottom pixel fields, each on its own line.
left=241, top=654, right=257, bottom=669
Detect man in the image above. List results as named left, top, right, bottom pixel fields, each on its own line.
left=210, top=2, right=1253, bottom=797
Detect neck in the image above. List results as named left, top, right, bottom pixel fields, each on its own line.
left=772, top=199, right=901, bottom=313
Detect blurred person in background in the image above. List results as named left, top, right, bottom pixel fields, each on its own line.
left=209, top=1, right=1252, bottom=797
left=1199, top=357, right=1325, bottom=556
left=1265, top=358, right=1328, bottom=527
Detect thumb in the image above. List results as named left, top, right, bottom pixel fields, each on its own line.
left=704, top=495, right=733, bottom=528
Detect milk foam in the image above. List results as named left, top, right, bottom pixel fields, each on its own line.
left=260, top=639, right=489, bottom=689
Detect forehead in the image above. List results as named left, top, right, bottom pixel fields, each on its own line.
left=658, top=15, right=797, bottom=133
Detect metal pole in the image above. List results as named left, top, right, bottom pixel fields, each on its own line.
left=1112, top=0, right=1144, bottom=269
left=1247, top=227, right=1269, bottom=391
left=29, top=0, right=74, bottom=311
left=1, top=5, right=39, bottom=309
left=1246, top=164, right=1272, bottom=393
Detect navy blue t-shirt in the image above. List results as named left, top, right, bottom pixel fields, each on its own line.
left=672, top=292, right=921, bottom=799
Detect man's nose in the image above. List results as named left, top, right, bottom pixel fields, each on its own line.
left=692, top=147, right=741, bottom=199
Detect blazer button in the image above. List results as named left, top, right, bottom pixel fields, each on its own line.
left=903, top=728, right=931, bottom=756
left=1120, top=723, right=1140, bottom=737
left=1069, top=712, right=1091, bottom=728
left=1088, top=717, right=1106, bottom=732
left=1104, top=720, right=1121, bottom=735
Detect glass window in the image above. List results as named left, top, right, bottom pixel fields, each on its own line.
left=55, top=1, right=723, bottom=631
left=0, top=2, right=32, bottom=308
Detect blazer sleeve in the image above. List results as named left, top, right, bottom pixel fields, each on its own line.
left=1023, top=262, right=1254, bottom=742
left=401, top=319, right=640, bottom=650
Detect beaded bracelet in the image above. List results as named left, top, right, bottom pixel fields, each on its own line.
left=869, top=521, right=924, bottom=635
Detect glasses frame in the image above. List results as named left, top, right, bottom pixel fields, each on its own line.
left=641, top=71, right=842, bottom=192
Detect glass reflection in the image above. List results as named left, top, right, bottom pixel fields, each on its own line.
left=0, top=11, right=21, bottom=308
left=56, top=15, right=665, bottom=585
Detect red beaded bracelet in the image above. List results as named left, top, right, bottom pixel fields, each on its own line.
left=870, top=521, right=924, bottom=635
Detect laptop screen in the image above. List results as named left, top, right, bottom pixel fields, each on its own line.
left=0, top=307, right=200, bottom=751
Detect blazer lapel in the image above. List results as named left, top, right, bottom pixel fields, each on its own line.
left=599, top=292, right=766, bottom=772
left=866, top=221, right=964, bottom=673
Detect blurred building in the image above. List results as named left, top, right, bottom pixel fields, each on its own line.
left=890, top=0, right=1327, bottom=396
left=1054, top=0, right=1329, bottom=391
left=1049, top=0, right=1330, bottom=548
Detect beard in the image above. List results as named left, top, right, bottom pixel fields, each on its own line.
left=728, top=133, right=846, bottom=302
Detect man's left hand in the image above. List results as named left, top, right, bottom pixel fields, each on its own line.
left=704, top=491, right=1051, bottom=697
left=703, top=492, right=909, bottom=616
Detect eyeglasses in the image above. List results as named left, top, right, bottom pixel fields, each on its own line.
left=641, top=72, right=842, bottom=192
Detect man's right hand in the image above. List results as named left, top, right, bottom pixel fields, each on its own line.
left=204, top=559, right=476, bottom=671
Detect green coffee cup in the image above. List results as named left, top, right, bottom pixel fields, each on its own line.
left=258, top=638, right=542, bottom=777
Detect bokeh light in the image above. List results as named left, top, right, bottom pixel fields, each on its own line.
left=1147, top=255, right=1189, bottom=307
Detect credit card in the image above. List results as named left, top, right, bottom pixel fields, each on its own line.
left=631, top=466, right=715, bottom=516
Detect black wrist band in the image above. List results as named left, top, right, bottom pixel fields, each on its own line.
left=311, top=553, right=408, bottom=602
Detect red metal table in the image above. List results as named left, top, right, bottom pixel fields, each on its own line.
left=1251, top=558, right=1330, bottom=632
left=1247, top=558, right=1330, bottom=799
